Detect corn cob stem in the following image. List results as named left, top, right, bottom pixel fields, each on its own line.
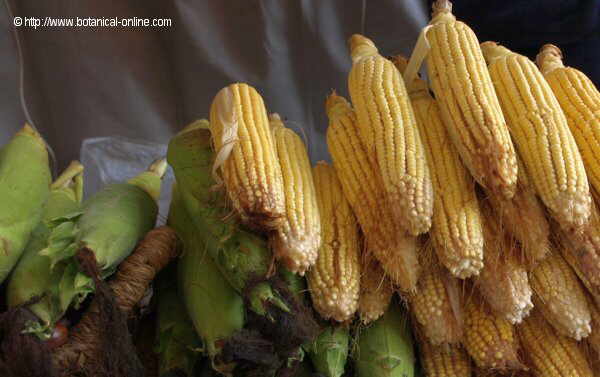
left=347, top=34, right=433, bottom=236
left=269, top=113, right=321, bottom=275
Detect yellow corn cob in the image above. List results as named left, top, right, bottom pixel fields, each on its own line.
left=358, top=253, right=394, bottom=324
left=419, top=341, right=471, bottom=377
left=394, top=55, right=484, bottom=278
left=426, top=0, right=517, bottom=199
left=409, top=247, right=463, bottom=345
left=559, top=201, right=600, bottom=300
left=586, top=294, right=600, bottom=362
left=481, top=42, right=592, bottom=233
left=347, top=34, right=433, bottom=236
left=487, top=158, right=551, bottom=268
left=537, top=44, right=600, bottom=196
left=476, top=205, right=533, bottom=323
left=530, top=252, right=591, bottom=340
left=326, top=93, right=419, bottom=292
left=209, top=83, right=285, bottom=230
left=308, top=162, right=360, bottom=322
left=269, top=114, right=321, bottom=275
left=518, top=308, right=594, bottom=377
left=463, top=296, right=523, bottom=371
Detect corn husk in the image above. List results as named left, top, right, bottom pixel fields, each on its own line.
left=0, top=124, right=51, bottom=283
left=309, top=326, right=350, bottom=377
left=6, top=161, right=83, bottom=338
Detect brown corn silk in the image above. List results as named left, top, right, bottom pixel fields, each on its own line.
left=326, top=92, right=419, bottom=292
left=308, top=162, right=360, bottom=322
left=481, top=41, right=591, bottom=234
left=347, top=34, right=433, bottom=236
left=209, top=83, right=285, bottom=231
left=269, top=114, right=321, bottom=275
left=358, top=252, right=394, bottom=325
left=426, top=0, right=518, bottom=199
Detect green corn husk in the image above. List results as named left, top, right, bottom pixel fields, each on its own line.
left=169, top=183, right=244, bottom=375
left=0, top=124, right=51, bottom=283
left=354, top=303, right=415, bottom=377
left=39, top=159, right=166, bottom=321
left=6, top=161, right=83, bottom=338
left=155, top=262, right=202, bottom=377
left=309, top=326, right=350, bottom=377
left=167, top=121, right=289, bottom=317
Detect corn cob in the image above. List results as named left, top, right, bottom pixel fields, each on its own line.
left=530, top=252, right=591, bottom=340
left=463, top=296, right=523, bottom=370
left=308, top=162, right=360, bottom=322
left=481, top=41, right=592, bottom=233
left=269, top=114, right=321, bottom=275
left=419, top=341, right=471, bottom=377
left=354, top=302, right=416, bottom=377
left=39, top=159, right=165, bottom=321
left=6, top=161, right=83, bottom=339
left=326, top=93, right=419, bottom=291
left=559, top=201, right=600, bottom=300
left=209, top=83, right=285, bottom=230
left=518, top=308, right=594, bottom=377
left=395, top=56, right=484, bottom=278
left=476, top=205, right=533, bottom=323
left=537, top=44, right=600, bottom=196
left=486, top=158, right=551, bottom=268
left=169, top=183, right=244, bottom=374
left=426, top=0, right=517, bottom=199
left=409, top=248, right=463, bottom=345
left=347, top=34, right=433, bottom=236
left=308, top=326, right=350, bottom=377
left=358, top=253, right=394, bottom=325
left=168, top=121, right=319, bottom=369
left=0, top=124, right=51, bottom=283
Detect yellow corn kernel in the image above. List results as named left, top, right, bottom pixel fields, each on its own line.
left=537, top=44, right=600, bottom=197
left=409, top=249, right=463, bottom=345
left=394, top=55, right=484, bottom=278
left=420, top=341, right=471, bottom=377
left=269, top=114, right=321, bottom=275
left=518, top=308, right=594, bottom=377
left=487, top=158, right=551, bottom=268
left=347, top=34, right=433, bottom=236
left=463, top=297, right=523, bottom=371
left=326, top=93, right=419, bottom=292
left=476, top=205, right=533, bottom=324
left=530, top=252, right=591, bottom=340
left=427, top=0, right=517, bottom=199
left=481, top=42, right=592, bottom=233
left=308, top=162, right=360, bottom=322
left=209, top=83, right=285, bottom=230
left=358, top=253, right=394, bottom=324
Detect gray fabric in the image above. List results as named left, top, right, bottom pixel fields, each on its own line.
left=0, top=0, right=427, bottom=172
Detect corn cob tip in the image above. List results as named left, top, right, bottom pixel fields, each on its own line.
left=18, top=123, right=46, bottom=146
left=325, top=92, right=352, bottom=119
left=149, top=158, right=168, bottom=178
left=177, top=119, right=210, bottom=137
left=480, top=41, right=513, bottom=64
left=51, top=160, right=84, bottom=190
left=536, top=44, right=564, bottom=74
left=348, top=34, right=378, bottom=63
left=269, top=112, right=282, bottom=123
